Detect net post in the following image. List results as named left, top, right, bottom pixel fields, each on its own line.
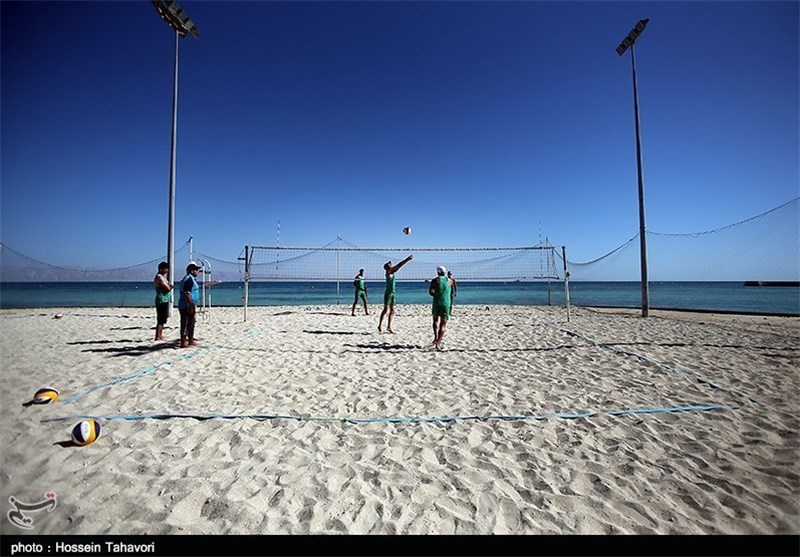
left=562, top=245, right=571, bottom=322
left=547, top=240, right=552, bottom=306
left=244, top=245, right=250, bottom=322
left=200, top=260, right=205, bottom=312
left=336, top=236, right=340, bottom=305
left=207, top=261, right=212, bottom=313
left=275, top=221, right=280, bottom=277
left=199, top=259, right=211, bottom=320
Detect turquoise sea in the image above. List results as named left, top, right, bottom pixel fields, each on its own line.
left=0, top=281, right=798, bottom=315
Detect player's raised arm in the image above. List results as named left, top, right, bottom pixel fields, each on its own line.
left=390, top=254, right=413, bottom=273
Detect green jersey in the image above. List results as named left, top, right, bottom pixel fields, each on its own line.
left=154, top=275, right=171, bottom=304
left=384, top=274, right=396, bottom=295
left=354, top=277, right=366, bottom=293
left=432, top=275, right=451, bottom=307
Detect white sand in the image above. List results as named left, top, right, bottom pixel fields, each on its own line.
left=1, top=304, right=798, bottom=535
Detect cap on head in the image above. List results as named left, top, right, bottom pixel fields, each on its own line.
left=187, top=261, right=201, bottom=272
left=436, top=265, right=447, bottom=276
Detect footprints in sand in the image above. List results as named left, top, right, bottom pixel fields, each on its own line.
left=4, top=305, right=797, bottom=535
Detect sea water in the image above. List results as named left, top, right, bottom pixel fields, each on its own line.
left=0, top=281, right=798, bottom=315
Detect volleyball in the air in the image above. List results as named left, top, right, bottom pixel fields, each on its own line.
left=402, top=227, right=411, bottom=235
left=32, top=387, right=59, bottom=405
left=71, top=419, right=102, bottom=446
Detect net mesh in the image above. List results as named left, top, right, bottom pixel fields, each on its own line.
left=2, top=198, right=796, bottom=285
left=558, top=197, right=800, bottom=282
left=246, top=238, right=560, bottom=282
left=0, top=241, right=191, bottom=282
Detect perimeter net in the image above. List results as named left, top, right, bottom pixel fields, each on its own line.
left=557, top=197, right=800, bottom=282
left=0, top=241, right=191, bottom=282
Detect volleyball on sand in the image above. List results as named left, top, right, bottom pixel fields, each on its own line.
left=71, top=419, right=102, bottom=446
left=32, top=387, right=58, bottom=404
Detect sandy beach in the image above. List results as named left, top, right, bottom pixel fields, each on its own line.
left=1, top=304, right=798, bottom=536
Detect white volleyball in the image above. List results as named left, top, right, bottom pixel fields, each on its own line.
left=71, top=419, right=102, bottom=446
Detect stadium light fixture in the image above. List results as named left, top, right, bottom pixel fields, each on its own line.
left=616, top=18, right=650, bottom=317
left=153, top=0, right=199, bottom=38
left=151, top=0, right=199, bottom=316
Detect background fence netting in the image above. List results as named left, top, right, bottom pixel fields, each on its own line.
left=0, top=241, right=191, bottom=282
left=556, top=197, right=799, bottom=282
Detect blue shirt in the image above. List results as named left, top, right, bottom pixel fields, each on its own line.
left=177, top=274, right=200, bottom=310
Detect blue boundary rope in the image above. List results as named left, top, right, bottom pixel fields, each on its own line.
left=536, top=318, right=760, bottom=404
left=50, top=317, right=757, bottom=427
left=42, top=403, right=738, bottom=425
left=64, top=329, right=262, bottom=405
left=64, top=347, right=217, bottom=404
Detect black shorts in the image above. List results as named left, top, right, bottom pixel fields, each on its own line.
left=156, top=302, right=170, bottom=325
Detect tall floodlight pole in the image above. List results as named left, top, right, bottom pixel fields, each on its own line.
left=616, top=18, right=650, bottom=317
left=152, top=0, right=199, bottom=316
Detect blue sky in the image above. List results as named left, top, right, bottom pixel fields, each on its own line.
left=1, top=1, right=798, bottom=274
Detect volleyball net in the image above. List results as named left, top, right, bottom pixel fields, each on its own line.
left=243, top=239, right=561, bottom=282
left=240, top=239, right=564, bottom=318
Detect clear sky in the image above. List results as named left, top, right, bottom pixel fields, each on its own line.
left=1, top=1, right=798, bottom=274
